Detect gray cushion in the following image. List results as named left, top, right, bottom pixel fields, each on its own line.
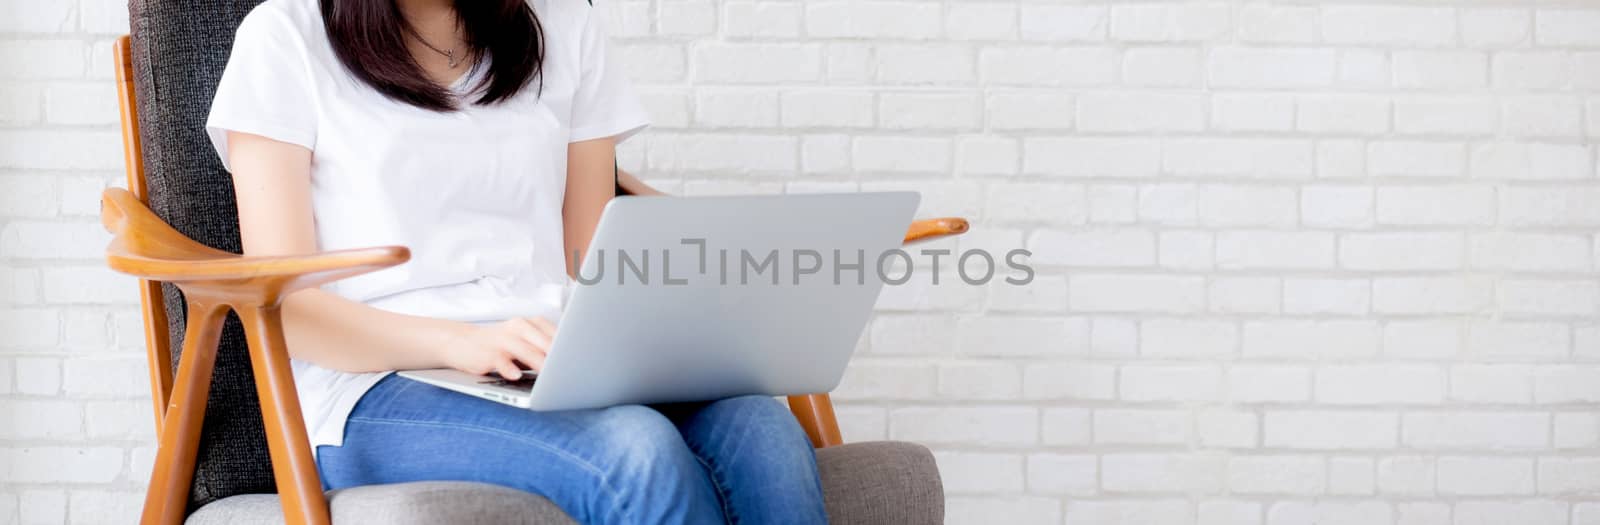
left=187, top=482, right=576, bottom=525
left=187, top=441, right=943, bottom=524
left=817, top=441, right=944, bottom=525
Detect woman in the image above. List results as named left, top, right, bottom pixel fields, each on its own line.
left=205, top=0, right=828, bottom=522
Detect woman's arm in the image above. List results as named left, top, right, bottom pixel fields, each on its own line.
left=228, top=131, right=551, bottom=378
left=563, top=137, right=618, bottom=276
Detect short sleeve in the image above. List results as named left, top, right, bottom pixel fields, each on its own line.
left=568, top=3, right=650, bottom=143
left=205, top=7, right=319, bottom=171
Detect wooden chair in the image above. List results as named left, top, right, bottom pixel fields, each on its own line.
left=109, top=2, right=968, bottom=522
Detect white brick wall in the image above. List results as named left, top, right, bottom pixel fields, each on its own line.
left=3, top=0, right=1599, bottom=523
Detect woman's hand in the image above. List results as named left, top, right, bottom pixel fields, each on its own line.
left=441, top=317, right=557, bottom=380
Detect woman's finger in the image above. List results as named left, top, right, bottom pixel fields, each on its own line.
left=527, top=316, right=557, bottom=337
left=511, top=320, right=554, bottom=350
left=493, top=355, right=523, bottom=380
left=508, top=315, right=560, bottom=348
left=502, top=337, right=548, bottom=372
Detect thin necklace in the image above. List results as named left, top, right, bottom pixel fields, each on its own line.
left=413, top=32, right=463, bottom=68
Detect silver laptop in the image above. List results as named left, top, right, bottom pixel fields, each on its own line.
left=400, top=192, right=920, bottom=411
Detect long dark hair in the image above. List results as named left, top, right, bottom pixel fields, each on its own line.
left=319, top=0, right=544, bottom=111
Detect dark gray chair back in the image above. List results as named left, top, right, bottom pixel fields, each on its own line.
left=128, top=0, right=274, bottom=512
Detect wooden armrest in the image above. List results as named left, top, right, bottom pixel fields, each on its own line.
left=101, top=187, right=408, bottom=301
left=904, top=217, right=969, bottom=244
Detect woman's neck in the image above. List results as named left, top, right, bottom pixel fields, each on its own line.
left=396, top=0, right=452, bottom=13
left=394, top=0, right=469, bottom=84
left=396, top=0, right=454, bottom=23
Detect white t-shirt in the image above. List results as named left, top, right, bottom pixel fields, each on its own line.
left=205, top=0, right=649, bottom=451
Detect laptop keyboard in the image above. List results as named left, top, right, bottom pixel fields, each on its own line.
left=478, top=374, right=537, bottom=391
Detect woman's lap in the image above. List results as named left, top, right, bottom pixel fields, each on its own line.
left=316, top=375, right=826, bottom=524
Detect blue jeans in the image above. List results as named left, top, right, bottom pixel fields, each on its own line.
left=316, top=375, right=828, bottom=524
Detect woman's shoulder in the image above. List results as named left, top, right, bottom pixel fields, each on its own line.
left=234, top=0, right=324, bottom=45
left=530, top=0, right=603, bottom=37
left=529, top=0, right=589, bottom=20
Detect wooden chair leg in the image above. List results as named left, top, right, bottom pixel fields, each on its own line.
left=140, top=302, right=228, bottom=525
left=236, top=306, right=331, bottom=525
left=788, top=393, right=844, bottom=448
left=140, top=279, right=173, bottom=436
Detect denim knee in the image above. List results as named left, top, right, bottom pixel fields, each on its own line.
left=679, top=395, right=827, bottom=524
left=705, top=395, right=814, bottom=448
left=585, top=405, right=724, bottom=523
left=690, top=395, right=820, bottom=483
left=595, top=405, right=696, bottom=471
